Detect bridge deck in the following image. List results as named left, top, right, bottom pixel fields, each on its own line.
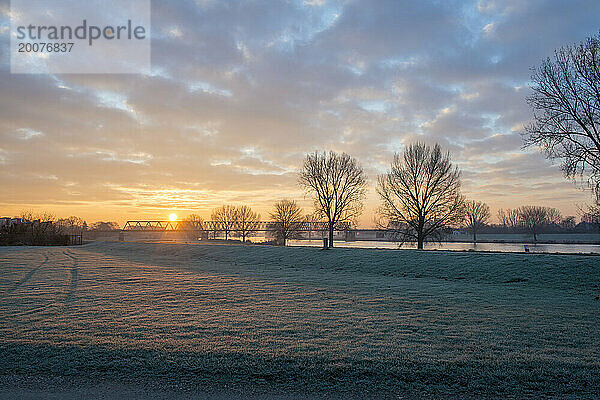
left=121, top=220, right=350, bottom=232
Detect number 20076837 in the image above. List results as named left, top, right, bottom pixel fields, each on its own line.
left=18, top=42, right=74, bottom=52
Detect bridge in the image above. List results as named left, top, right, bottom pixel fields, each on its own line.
left=121, top=220, right=350, bottom=232
left=117, top=221, right=397, bottom=243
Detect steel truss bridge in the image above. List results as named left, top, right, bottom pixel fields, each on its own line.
left=121, top=220, right=351, bottom=233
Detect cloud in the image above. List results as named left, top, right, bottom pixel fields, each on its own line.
left=0, top=0, right=597, bottom=223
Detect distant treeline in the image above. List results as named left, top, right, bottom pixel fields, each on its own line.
left=489, top=206, right=598, bottom=237
left=0, top=220, right=68, bottom=246
left=0, top=212, right=120, bottom=246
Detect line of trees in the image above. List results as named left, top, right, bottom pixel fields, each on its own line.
left=497, top=206, right=575, bottom=241
left=8, top=140, right=598, bottom=248
left=7, top=136, right=598, bottom=248
left=297, top=144, right=594, bottom=248
left=202, top=143, right=597, bottom=248
left=1, top=212, right=68, bottom=245
left=17, top=211, right=120, bottom=234
left=298, top=145, right=486, bottom=248
left=0, top=212, right=121, bottom=245
left=208, top=202, right=318, bottom=245
left=208, top=205, right=262, bottom=242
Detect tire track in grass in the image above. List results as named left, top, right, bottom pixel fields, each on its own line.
left=2, top=249, right=79, bottom=319
left=7, top=303, right=56, bottom=318
left=5, top=253, right=49, bottom=293
left=62, top=249, right=79, bottom=303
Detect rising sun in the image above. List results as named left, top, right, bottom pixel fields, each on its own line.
left=169, top=213, right=178, bottom=221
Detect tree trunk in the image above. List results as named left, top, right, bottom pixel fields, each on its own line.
left=417, top=220, right=424, bottom=249
left=417, top=231, right=424, bottom=249
left=328, top=223, right=334, bottom=248
left=473, top=231, right=477, bottom=244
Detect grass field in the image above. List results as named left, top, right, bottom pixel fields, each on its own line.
left=1, top=242, right=599, bottom=399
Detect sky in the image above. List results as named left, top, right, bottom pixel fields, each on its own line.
left=1, top=0, right=600, bottom=227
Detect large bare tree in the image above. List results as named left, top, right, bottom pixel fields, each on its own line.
left=464, top=200, right=490, bottom=244
left=235, top=205, right=260, bottom=243
left=269, top=199, right=303, bottom=246
left=524, top=33, right=600, bottom=197
left=299, top=151, right=366, bottom=247
left=377, top=143, right=464, bottom=249
left=210, top=205, right=238, bottom=240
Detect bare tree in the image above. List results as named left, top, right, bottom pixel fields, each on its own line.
left=235, top=205, right=260, bottom=243
left=56, top=216, right=87, bottom=234
left=180, top=214, right=205, bottom=239
left=518, top=206, right=547, bottom=242
left=19, top=210, right=56, bottom=223
left=89, top=221, right=120, bottom=231
left=497, top=209, right=507, bottom=229
left=269, top=199, right=303, bottom=246
left=560, top=216, right=576, bottom=230
left=377, top=143, right=464, bottom=249
left=464, top=200, right=490, bottom=244
left=184, top=214, right=204, bottom=224
left=545, top=207, right=563, bottom=226
left=507, top=208, right=522, bottom=230
left=497, top=208, right=522, bottom=231
left=298, top=151, right=366, bottom=247
left=580, top=202, right=600, bottom=232
left=211, top=205, right=238, bottom=240
left=524, top=32, right=600, bottom=197
left=517, top=206, right=561, bottom=242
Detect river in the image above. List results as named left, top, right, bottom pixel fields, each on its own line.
left=287, top=239, right=600, bottom=254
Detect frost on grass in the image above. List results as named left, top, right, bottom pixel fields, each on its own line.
left=0, top=243, right=599, bottom=398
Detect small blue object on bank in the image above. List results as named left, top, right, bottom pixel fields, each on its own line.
left=524, top=245, right=530, bottom=253
left=323, top=237, right=328, bottom=248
